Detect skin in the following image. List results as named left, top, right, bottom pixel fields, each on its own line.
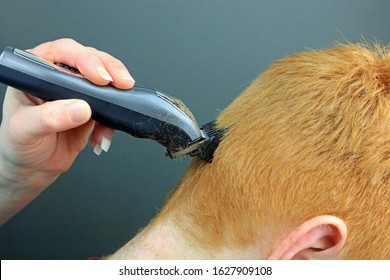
left=108, top=210, right=347, bottom=260
left=0, top=38, right=135, bottom=226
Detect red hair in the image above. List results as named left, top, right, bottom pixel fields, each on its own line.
left=156, top=43, right=390, bottom=259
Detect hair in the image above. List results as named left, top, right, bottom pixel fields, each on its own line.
left=155, top=43, right=390, bottom=259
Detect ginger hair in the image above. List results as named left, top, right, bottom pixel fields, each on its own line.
left=156, top=43, right=390, bottom=259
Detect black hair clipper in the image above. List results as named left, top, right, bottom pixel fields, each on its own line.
left=0, top=46, right=224, bottom=162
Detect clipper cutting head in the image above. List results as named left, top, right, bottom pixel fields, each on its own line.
left=190, top=121, right=226, bottom=162
left=167, top=121, right=226, bottom=162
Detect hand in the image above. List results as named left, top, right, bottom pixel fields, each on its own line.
left=0, top=38, right=135, bottom=224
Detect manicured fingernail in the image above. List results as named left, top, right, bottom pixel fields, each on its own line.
left=93, top=144, right=102, bottom=156
left=101, top=136, right=111, bottom=152
left=97, top=67, right=113, bottom=82
left=121, top=70, right=135, bottom=82
left=69, top=101, right=90, bottom=124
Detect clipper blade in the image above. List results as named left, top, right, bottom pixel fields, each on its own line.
left=167, top=121, right=226, bottom=162
left=190, top=121, right=227, bottom=162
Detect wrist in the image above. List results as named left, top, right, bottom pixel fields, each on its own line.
left=0, top=147, right=57, bottom=226
left=0, top=128, right=57, bottom=190
left=0, top=144, right=57, bottom=191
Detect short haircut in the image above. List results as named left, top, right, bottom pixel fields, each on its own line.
left=156, top=43, right=390, bottom=259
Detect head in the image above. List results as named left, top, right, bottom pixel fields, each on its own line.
left=111, top=43, right=390, bottom=260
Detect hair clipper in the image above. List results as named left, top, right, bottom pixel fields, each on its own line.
left=0, top=46, right=224, bottom=162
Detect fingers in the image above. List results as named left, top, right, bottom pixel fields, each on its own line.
left=90, top=122, right=115, bottom=156
left=29, top=38, right=135, bottom=89
left=10, top=99, right=92, bottom=143
left=87, top=47, right=135, bottom=89
left=30, top=39, right=111, bottom=86
left=24, top=38, right=135, bottom=155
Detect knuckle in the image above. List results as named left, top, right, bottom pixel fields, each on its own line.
left=48, top=161, right=73, bottom=174
left=59, top=161, right=73, bottom=173
left=86, top=46, right=98, bottom=53
left=39, top=105, right=57, bottom=131
left=55, top=38, right=77, bottom=46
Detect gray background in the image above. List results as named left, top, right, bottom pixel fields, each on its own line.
left=0, top=0, right=388, bottom=259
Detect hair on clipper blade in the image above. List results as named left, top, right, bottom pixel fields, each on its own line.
left=190, top=121, right=227, bottom=162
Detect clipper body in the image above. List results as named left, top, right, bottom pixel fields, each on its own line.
left=0, top=46, right=223, bottom=161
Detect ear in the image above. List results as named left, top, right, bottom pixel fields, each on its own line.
left=268, top=215, right=347, bottom=260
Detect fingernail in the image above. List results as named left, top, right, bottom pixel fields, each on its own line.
left=69, top=101, right=90, bottom=124
left=121, top=70, right=135, bottom=82
left=97, top=67, right=113, bottom=82
left=93, top=144, right=103, bottom=156
left=101, top=136, right=111, bottom=152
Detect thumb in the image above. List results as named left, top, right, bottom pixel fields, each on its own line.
left=12, top=99, right=92, bottom=141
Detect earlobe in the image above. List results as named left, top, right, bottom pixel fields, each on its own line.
left=268, top=215, right=347, bottom=260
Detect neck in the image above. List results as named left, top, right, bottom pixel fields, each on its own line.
left=108, top=217, right=266, bottom=259
left=108, top=218, right=209, bottom=259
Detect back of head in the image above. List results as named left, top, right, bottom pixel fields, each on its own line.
left=157, top=43, right=390, bottom=259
